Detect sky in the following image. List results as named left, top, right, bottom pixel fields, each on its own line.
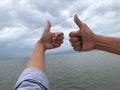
left=0, top=0, right=120, bottom=58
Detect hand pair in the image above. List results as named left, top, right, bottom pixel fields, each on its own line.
left=40, top=14, right=96, bottom=52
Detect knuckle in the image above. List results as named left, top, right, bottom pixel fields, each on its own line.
left=70, top=39, right=74, bottom=43
left=74, top=47, right=78, bottom=51
left=69, top=38, right=72, bottom=42
left=74, top=46, right=81, bottom=51
left=69, top=32, right=73, bottom=37
left=74, top=48, right=77, bottom=51
left=71, top=43, right=75, bottom=47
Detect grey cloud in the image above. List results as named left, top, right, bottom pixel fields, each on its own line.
left=29, top=0, right=73, bottom=17
left=0, top=0, right=120, bottom=58
left=0, top=7, right=14, bottom=29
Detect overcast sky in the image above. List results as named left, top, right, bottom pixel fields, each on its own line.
left=0, top=0, right=120, bottom=58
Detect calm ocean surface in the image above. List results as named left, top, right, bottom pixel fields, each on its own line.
left=0, top=51, right=120, bottom=90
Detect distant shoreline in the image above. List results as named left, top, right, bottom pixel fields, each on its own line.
left=0, top=50, right=118, bottom=61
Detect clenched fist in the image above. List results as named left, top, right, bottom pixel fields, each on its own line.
left=39, top=20, right=64, bottom=51
left=69, top=14, right=96, bottom=51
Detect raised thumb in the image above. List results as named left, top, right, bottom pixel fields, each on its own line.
left=74, top=14, right=83, bottom=29
left=44, top=20, right=51, bottom=32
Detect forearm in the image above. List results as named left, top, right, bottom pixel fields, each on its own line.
left=26, top=41, right=46, bottom=72
left=94, top=35, right=120, bottom=55
left=14, top=42, right=48, bottom=89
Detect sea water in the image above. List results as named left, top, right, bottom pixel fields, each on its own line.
left=0, top=51, right=120, bottom=90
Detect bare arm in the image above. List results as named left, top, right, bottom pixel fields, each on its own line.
left=15, top=20, right=64, bottom=90
left=26, top=20, right=64, bottom=71
left=26, top=41, right=45, bottom=71
left=69, top=14, right=120, bottom=55
left=95, top=35, right=120, bottom=55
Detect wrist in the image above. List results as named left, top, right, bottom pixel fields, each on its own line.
left=94, top=34, right=99, bottom=50
left=36, top=40, right=46, bottom=52
left=94, top=34, right=104, bottom=50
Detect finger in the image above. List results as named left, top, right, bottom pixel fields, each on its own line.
left=53, top=32, right=64, bottom=41
left=57, top=32, right=64, bottom=36
left=44, top=20, right=51, bottom=32
left=54, top=43, right=61, bottom=48
left=69, top=31, right=80, bottom=38
left=74, top=46, right=82, bottom=51
left=74, top=14, right=83, bottom=29
left=52, top=39, right=63, bottom=45
left=71, top=42, right=81, bottom=47
left=54, top=36, right=64, bottom=41
left=54, top=40, right=63, bottom=45
left=55, top=32, right=64, bottom=37
left=69, top=38, right=79, bottom=43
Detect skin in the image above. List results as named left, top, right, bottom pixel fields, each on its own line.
left=26, top=14, right=120, bottom=72
left=69, top=14, right=120, bottom=55
left=26, top=20, right=64, bottom=72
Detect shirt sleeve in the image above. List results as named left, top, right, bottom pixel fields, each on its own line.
left=14, top=68, right=49, bottom=90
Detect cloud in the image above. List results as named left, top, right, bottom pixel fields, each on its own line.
left=0, top=24, right=28, bottom=42
left=0, top=0, right=120, bottom=58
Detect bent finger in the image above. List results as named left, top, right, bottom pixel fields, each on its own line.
left=74, top=46, right=82, bottom=51
left=69, top=38, right=79, bottom=43
left=55, top=36, right=64, bottom=41
left=71, top=42, right=81, bottom=47
left=53, top=32, right=64, bottom=40
left=54, top=43, right=61, bottom=48
left=53, top=40, right=63, bottom=45
left=69, top=31, right=80, bottom=37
